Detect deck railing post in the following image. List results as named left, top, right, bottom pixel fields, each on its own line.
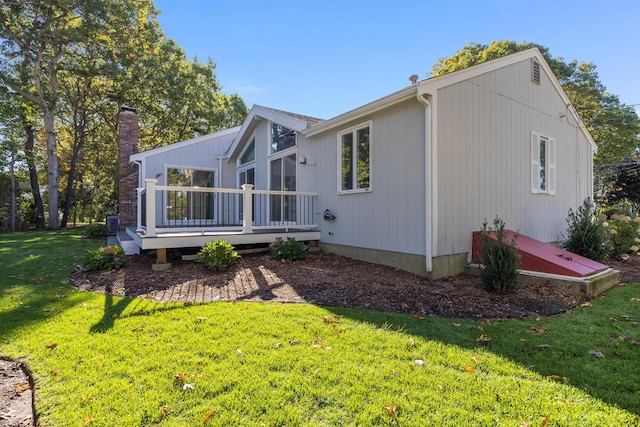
left=145, top=179, right=157, bottom=237
left=136, top=186, right=144, bottom=232
left=241, top=184, right=254, bottom=233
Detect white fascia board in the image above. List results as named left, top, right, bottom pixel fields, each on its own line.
left=302, top=87, right=417, bottom=137
left=226, top=105, right=310, bottom=160
left=130, top=126, right=241, bottom=162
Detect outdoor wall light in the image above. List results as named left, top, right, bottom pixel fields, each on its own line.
left=323, top=209, right=336, bottom=221
left=299, top=156, right=307, bottom=164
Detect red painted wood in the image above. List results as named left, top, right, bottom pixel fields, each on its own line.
left=472, top=231, right=609, bottom=277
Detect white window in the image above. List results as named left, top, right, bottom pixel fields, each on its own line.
left=271, top=123, right=296, bottom=153
left=338, top=122, right=371, bottom=193
left=237, top=136, right=256, bottom=221
left=531, top=132, right=556, bottom=195
left=165, top=167, right=216, bottom=221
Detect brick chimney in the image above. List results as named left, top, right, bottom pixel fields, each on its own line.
left=118, top=106, right=139, bottom=230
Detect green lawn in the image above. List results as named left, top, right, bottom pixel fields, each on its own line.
left=1, top=229, right=639, bottom=426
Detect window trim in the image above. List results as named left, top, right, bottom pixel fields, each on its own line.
left=270, top=122, right=297, bottom=155
left=237, top=133, right=257, bottom=167
left=531, top=131, right=556, bottom=195
left=164, top=165, right=218, bottom=224
left=337, top=121, right=372, bottom=195
left=165, top=165, right=217, bottom=187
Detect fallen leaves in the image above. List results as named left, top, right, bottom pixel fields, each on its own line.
left=203, top=410, right=216, bottom=423
left=382, top=403, right=400, bottom=419
left=588, top=350, right=605, bottom=359
left=476, top=334, right=492, bottom=343
left=45, top=342, right=58, bottom=350
left=548, top=375, right=570, bottom=384
left=13, top=383, right=31, bottom=394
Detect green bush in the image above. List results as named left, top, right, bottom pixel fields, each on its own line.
left=602, top=213, right=640, bottom=258
left=83, top=245, right=125, bottom=271
left=197, top=240, right=240, bottom=271
left=479, top=217, right=520, bottom=293
left=84, top=222, right=109, bottom=238
left=562, top=199, right=611, bottom=262
left=269, top=237, right=307, bottom=261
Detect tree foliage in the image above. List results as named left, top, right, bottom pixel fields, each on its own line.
left=0, top=0, right=248, bottom=230
left=431, top=40, right=640, bottom=198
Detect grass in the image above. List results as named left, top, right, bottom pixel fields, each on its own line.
left=1, top=229, right=639, bottom=426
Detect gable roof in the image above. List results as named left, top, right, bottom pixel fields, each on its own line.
left=130, top=126, right=241, bottom=162
left=303, top=48, right=596, bottom=152
left=226, top=105, right=324, bottom=159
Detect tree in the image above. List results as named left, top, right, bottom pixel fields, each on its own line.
left=0, top=0, right=95, bottom=229
left=431, top=40, right=640, bottom=195
left=1, top=0, right=248, bottom=228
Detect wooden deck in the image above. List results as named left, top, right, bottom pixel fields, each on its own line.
left=125, top=226, right=321, bottom=251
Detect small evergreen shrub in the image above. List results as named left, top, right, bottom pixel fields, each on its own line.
left=197, top=240, right=240, bottom=271
left=83, top=245, right=125, bottom=271
left=269, top=237, right=307, bottom=261
left=562, top=199, right=611, bottom=262
left=84, top=223, right=109, bottom=238
left=479, top=217, right=520, bottom=293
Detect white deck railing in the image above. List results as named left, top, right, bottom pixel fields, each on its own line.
left=137, top=179, right=318, bottom=237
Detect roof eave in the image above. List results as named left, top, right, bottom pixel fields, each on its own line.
left=302, top=86, right=417, bottom=137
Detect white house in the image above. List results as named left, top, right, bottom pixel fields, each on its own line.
left=122, top=48, right=597, bottom=279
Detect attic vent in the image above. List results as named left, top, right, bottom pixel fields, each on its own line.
left=531, top=59, right=541, bottom=84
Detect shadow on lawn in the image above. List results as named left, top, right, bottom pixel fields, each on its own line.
left=89, top=285, right=133, bottom=333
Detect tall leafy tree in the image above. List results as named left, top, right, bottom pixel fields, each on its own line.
left=431, top=40, right=640, bottom=196
left=1, top=0, right=247, bottom=228
left=0, top=0, right=108, bottom=228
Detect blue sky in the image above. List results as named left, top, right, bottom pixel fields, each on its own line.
left=154, top=0, right=640, bottom=120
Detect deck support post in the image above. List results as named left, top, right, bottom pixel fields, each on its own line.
left=156, top=248, right=167, bottom=264
left=145, top=179, right=157, bottom=237
left=241, top=184, right=254, bottom=234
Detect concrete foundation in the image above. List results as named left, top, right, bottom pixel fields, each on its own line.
left=465, top=264, right=621, bottom=298
left=318, top=243, right=468, bottom=279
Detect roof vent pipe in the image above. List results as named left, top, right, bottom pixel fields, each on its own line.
left=409, top=74, right=419, bottom=85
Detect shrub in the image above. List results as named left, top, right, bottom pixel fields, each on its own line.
left=562, top=199, right=611, bottom=262
left=84, top=223, right=109, bottom=238
left=479, top=217, right=520, bottom=293
left=83, top=245, right=125, bottom=271
left=197, top=240, right=240, bottom=271
left=602, top=213, right=640, bottom=258
left=269, top=237, right=307, bottom=261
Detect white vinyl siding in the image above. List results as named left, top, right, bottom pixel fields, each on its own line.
left=307, top=102, right=425, bottom=256
left=435, top=58, right=590, bottom=257
left=531, top=131, right=556, bottom=195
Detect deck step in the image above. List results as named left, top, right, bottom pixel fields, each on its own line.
left=106, top=230, right=140, bottom=255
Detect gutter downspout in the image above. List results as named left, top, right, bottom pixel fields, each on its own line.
left=416, top=92, right=434, bottom=273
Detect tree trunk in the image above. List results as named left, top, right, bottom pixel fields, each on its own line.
left=61, top=123, right=84, bottom=228
left=43, top=108, right=59, bottom=229
left=10, top=147, right=16, bottom=232
left=24, top=123, right=45, bottom=229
